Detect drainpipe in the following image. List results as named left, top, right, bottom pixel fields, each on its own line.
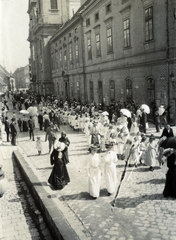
left=166, top=0, right=170, bottom=123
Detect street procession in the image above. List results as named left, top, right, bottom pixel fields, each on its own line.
left=1, top=89, right=176, bottom=203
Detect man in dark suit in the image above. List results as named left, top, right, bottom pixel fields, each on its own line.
left=28, top=116, right=35, bottom=141
left=10, top=118, right=18, bottom=146
left=160, top=124, right=174, bottom=139
left=4, top=116, right=10, bottom=142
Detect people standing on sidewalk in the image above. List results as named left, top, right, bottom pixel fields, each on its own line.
left=22, top=115, right=28, bottom=132
left=10, top=118, right=18, bottom=146
left=48, top=141, right=70, bottom=190
left=4, top=116, right=10, bottom=142
left=160, top=124, right=174, bottom=139
left=38, top=111, right=43, bottom=131
left=45, top=122, right=59, bottom=153
left=28, top=116, right=35, bottom=141
left=162, top=146, right=176, bottom=198
left=86, top=145, right=102, bottom=199
left=59, top=131, right=70, bottom=165
left=154, top=107, right=160, bottom=133
left=145, top=134, right=158, bottom=171
left=36, top=136, right=42, bottom=155
left=102, top=143, right=118, bottom=196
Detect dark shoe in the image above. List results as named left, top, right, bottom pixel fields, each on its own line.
left=107, top=192, right=112, bottom=196
left=149, top=167, right=154, bottom=171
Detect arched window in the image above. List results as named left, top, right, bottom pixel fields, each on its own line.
left=90, top=81, right=94, bottom=102
left=109, top=79, right=115, bottom=102
left=147, top=78, right=155, bottom=105
left=98, top=81, right=103, bottom=104
left=126, top=78, right=132, bottom=103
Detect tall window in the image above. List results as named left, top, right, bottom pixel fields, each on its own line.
left=126, top=79, right=132, bottom=103
left=75, top=39, right=79, bottom=62
left=110, top=80, right=115, bottom=102
left=147, top=78, right=155, bottom=106
left=59, top=49, right=62, bottom=67
left=90, top=81, right=94, bottom=102
left=98, top=81, right=103, bottom=103
left=69, top=43, right=73, bottom=64
left=50, top=0, right=58, bottom=9
left=124, top=19, right=130, bottom=48
left=107, top=27, right=113, bottom=53
left=95, top=33, right=101, bottom=57
left=87, top=38, right=92, bottom=60
left=145, top=6, right=153, bottom=41
left=64, top=46, right=67, bottom=65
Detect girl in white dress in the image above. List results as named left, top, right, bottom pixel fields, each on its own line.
left=86, top=145, right=103, bottom=199
left=103, top=144, right=118, bottom=195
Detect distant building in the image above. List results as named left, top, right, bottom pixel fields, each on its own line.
left=27, top=0, right=80, bottom=95
left=28, top=0, right=176, bottom=124
left=13, top=65, right=30, bottom=90
left=0, top=65, right=10, bottom=92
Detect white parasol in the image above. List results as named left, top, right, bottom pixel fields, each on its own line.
left=140, top=104, right=150, bottom=114
left=27, top=106, right=38, bottom=116
left=20, top=110, right=29, bottom=114
left=120, top=109, right=131, bottom=118
left=102, top=111, right=109, bottom=116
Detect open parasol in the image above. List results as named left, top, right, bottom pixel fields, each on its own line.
left=120, top=109, right=131, bottom=118
left=160, top=136, right=176, bottom=150
left=102, top=111, right=109, bottom=116
left=20, top=110, right=29, bottom=114
left=140, top=104, right=150, bottom=114
left=27, top=106, right=38, bottom=116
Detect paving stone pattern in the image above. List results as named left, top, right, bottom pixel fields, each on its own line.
left=1, top=104, right=176, bottom=240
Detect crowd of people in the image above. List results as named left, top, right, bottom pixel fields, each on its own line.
left=0, top=89, right=176, bottom=199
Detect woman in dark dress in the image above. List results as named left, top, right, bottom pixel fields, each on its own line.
left=48, top=141, right=70, bottom=190
left=163, top=147, right=176, bottom=198
left=59, top=131, right=70, bottom=164
left=22, top=115, right=28, bottom=132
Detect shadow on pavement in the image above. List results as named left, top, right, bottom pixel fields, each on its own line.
left=111, top=193, right=164, bottom=209
left=137, top=178, right=165, bottom=185
left=59, top=191, right=96, bottom=201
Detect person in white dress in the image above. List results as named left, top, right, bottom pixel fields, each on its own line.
left=102, top=143, right=118, bottom=195
left=86, top=145, right=103, bottom=199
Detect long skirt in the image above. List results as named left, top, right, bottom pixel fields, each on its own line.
left=48, top=158, right=70, bottom=190
left=104, top=163, right=117, bottom=194
left=88, top=167, right=101, bottom=198
left=163, top=167, right=176, bottom=198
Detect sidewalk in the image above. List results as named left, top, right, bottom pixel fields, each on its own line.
left=2, top=104, right=176, bottom=240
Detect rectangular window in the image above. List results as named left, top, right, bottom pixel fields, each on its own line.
left=75, top=39, right=79, bottom=62
left=95, top=12, right=99, bottom=22
left=95, top=33, right=101, bottom=57
left=64, top=46, right=67, bottom=65
left=86, top=18, right=90, bottom=26
left=145, top=6, right=153, bottom=41
left=87, top=38, right=92, bottom=60
left=69, top=43, right=72, bottom=64
left=106, top=3, right=112, bottom=14
left=50, top=0, right=58, bottom=9
left=107, top=27, right=113, bottom=53
left=59, top=49, right=62, bottom=67
left=124, top=18, right=130, bottom=48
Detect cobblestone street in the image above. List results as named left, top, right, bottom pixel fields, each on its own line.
left=0, top=146, right=53, bottom=240
left=1, top=106, right=176, bottom=239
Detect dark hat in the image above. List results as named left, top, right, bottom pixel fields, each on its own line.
left=149, top=134, right=155, bottom=140
left=105, top=143, right=114, bottom=149
left=11, top=118, right=15, bottom=121
left=90, top=144, right=100, bottom=151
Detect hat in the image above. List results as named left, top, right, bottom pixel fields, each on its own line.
left=105, top=143, right=114, bottom=149
left=149, top=134, right=155, bottom=140
left=54, top=141, right=65, bottom=151
left=90, top=144, right=100, bottom=151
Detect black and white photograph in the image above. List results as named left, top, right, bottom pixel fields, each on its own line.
left=0, top=0, right=176, bottom=239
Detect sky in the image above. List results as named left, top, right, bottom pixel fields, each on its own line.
left=0, top=0, right=30, bottom=73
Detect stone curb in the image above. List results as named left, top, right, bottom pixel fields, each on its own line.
left=13, top=149, right=80, bottom=240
